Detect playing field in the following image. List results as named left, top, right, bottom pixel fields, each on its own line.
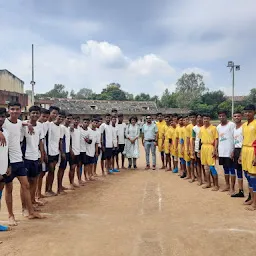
left=1, top=143, right=256, bottom=256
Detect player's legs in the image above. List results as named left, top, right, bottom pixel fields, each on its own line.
left=69, top=164, right=77, bottom=190
left=36, top=170, right=46, bottom=199
left=46, top=161, right=57, bottom=195
left=209, top=166, right=219, bottom=191
left=128, top=158, right=132, bottom=168
left=230, top=168, right=236, bottom=195
left=221, top=165, right=230, bottom=192
left=190, top=158, right=196, bottom=182
left=202, top=165, right=211, bottom=189
left=160, top=151, right=165, bottom=169
left=151, top=142, right=156, bottom=170
left=144, top=142, right=151, bottom=168
left=165, top=154, right=171, bottom=171
left=180, top=158, right=186, bottom=178
left=4, top=182, right=17, bottom=226
left=133, top=158, right=137, bottom=169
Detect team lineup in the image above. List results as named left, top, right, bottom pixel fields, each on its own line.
left=0, top=102, right=256, bottom=235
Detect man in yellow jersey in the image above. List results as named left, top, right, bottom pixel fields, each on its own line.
left=171, top=118, right=178, bottom=173
left=198, top=113, right=219, bottom=191
left=156, top=113, right=166, bottom=169
left=187, top=112, right=197, bottom=182
left=239, top=105, right=256, bottom=211
left=183, top=116, right=192, bottom=180
left=175, top=116, right=186, bottom=178
left=162, top=115, right=173, bottom=171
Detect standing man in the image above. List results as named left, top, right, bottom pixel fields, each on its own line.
left=111, top=116, right=120, bottom=172
left=162, top=115, right=172, bottom=171
left=170, top=118, right=178, bottom=173
left=231, top=111, right=244, bottom=198
left=142, top=115, right=158, bottom=170
left=240, top=105, right=256, bottom=210
left=117, top=114, right=126, bottom=169
left=156, top=113, right=166, bottom=169
left=216, top=110, right=236, bottom=194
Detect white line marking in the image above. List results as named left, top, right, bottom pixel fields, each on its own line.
left=139, top=182, right=148, bottom=215
left=0, top=212, right=89, bottom=217
left=207, top=228, right=256, bottom=234
left=157, top=183, right=162, bottom=212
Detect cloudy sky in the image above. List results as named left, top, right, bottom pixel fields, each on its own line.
left=0, top=0, right=255, bottom=96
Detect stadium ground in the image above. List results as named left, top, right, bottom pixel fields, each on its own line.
left=1, top=143, right=256, bottom=256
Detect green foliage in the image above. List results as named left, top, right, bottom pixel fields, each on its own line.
left=36, top=84, right=69, bottom=99
left=245, top=88, right=256, bottom=105
left=159, top=89, right=178, bottom=108
left=73, top=88, right=93, bottom=99
left=201, top=90, right=226, bottom=106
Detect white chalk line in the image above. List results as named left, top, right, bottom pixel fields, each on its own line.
left=157, top=182, right=162, bottom=213
left=207, top=228, right=256, bottom=235
left=139, top=181, right=148, bottom=216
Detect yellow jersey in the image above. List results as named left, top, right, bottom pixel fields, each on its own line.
left=198, top=125, right=218, bottom=145
left=242, top=120, right=256, bottom=147
left=156, top=120, right=166, bottom=140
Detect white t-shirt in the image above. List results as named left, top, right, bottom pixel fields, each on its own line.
left=48, top=122, right=61, bottom=156
left=96, top=128, right=101, bottom=148
left=3, top=119, right=23, bottom=163
left=234, top=125, right=243, bottom=149
left=101, top=123, right=113, bottom=148
left=80, top=127, right=91, bottom=153
left=0, top=128, right=9, bottom=175
left=217, top=122, right=235, bottom=157
left=192, top=125, right=201, bottom=152
left=71, top=127, right=81, bottom=156
left=86, top=129, right=100, bottom=157
left=112, top=125, right=118, bottom=147
left=60, top=124, right=71, bottom=153
left=117, top=123, right=126, bottom=145
left=21, top=124, right=44, bottom=161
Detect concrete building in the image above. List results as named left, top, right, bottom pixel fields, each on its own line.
left=0, top=69, right=28, bottom=111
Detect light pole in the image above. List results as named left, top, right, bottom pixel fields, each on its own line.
left=227, top=61, right=240, bottom=117
left=30, top=44, right=35, bottom=106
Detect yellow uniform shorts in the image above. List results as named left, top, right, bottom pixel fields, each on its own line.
left=158, top=139, right=164, bottom=152
left=184, top=150, right=191, bottom=162
left=171, top=145, right=178, bottom=157
left=242, top=146, right=256, bottom=174
left=178, top=144, right=183, bottom=158
left=164, top=139, right=170, bottom=154
left=201, top=144, right=215, bottom=166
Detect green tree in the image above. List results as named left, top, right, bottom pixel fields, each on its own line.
left=201, top=90, right=226, bottom=106
left=75, top=88, right=93, bottom=99
left=175, top=73, right=207, bottom=108
left=159, top=89, right=178, bottom=108
left=134, top=93, right=151, bottom=101
left=100, top=83, right=127, bottom=100
left=218, top=100, right=232, bottom=117
left=41, top=84, right=69, bottom=98
left=245, top=88, right=256, bottom=105
left=70, top=89, right=76, bottom=99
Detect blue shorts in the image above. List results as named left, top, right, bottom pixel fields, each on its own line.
left=24, top=159, right=39, bottom=178
left=59, top=153, right=70, bottom=169
left=4, top=161, right=27, bottom=183
left=70, top=154, right=80, bottom=166
left=48, top=155, right=59, bottom=164
left=86, top=155, right=96, bottom=165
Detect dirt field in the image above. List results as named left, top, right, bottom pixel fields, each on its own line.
left=1, top=144, right=256, bottom=256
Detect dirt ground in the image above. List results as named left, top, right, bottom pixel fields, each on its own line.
left=1, top=144, right=256, bottom=256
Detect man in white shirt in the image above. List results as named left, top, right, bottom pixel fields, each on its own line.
left=93, top=117, right=102, bottom=176
left=0, top=108, right=11, bottom=232
left=58, top=112, right=72, bottom=194
left=217, top=110, right=236, bottom=194
left=21, top=106, right=44, bottom=211
left=0, top=102, right=43, bottom=225
left=45, top=110, right=65, bottom=196
left=101, top=113, right=114, bottom=174
left=231, top=111, right=244, bottom=198
left=86, top=119, right=99, bottom=180
left=36, top=108, right=50, bottom=200
left=111, top=116, right=120, bottom=172
left=117, top=114, right=126, bottom=169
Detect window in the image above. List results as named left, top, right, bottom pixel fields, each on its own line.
left=142, top=106, right=149, bottom=110
left=90, top=105, right=97, bottom=110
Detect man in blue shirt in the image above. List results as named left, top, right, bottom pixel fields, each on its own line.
left=142, top=115, right=158, bottom=170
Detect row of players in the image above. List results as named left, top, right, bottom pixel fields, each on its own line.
left=155, top=105, right=256, bottom=211
left=0, top=102, right=128, bottom=229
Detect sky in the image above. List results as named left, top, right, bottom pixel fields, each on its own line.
left=0, top=0, right=256, bottom=97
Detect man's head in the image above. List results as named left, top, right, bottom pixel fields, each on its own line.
left=183, top=115, right=189, bottom=126
left=111, top=108, right=118, bottom=118
left=118, top=113, right=124, bottom=123
left=177, top=116, right=183, bottom=126
left=203, top=113, right=211, bottom=126
left=29, top=105, right=41, bottom=122
left=8, top=102, right=21, bottom=119
left=111, top=115, right=117, bottom=125
left=73, top=116, right=80, bottom=127
left=65, top=113, right=73, bottom=126
left=0, top=108, right=7, bottom=127
left=49, top=106, right=60, bottom=121
left=156, top=112, right=163, bottom=122
left=233, top=111, right=242, bottom=124
left=129, top=116, right=138, bottom=125
left=105, top=113, right=111, bottom=124
left=55, top=110, right=66, bottom=125
left=218, top=110, right=228, bottom=124
left=164, top=115, right=170, bottom=124
left=91, top=118, right=98, bottom=129
left=172, top=113, right=178, bottom=123
left=40, top=108, right=50, bottom=123
left=196, top=113, right=203, bottom=125
left=82, top=118, right=90, bottom=129
left=189, top=111, right=197, bottom=124
left=244, top=104, right=256, bottom=121
left=146, top=115, right=152, bottom=124
left=97, top=117, right=103, bottom=127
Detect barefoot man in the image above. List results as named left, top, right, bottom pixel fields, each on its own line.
left=156, top=113, right=166, bottom=169
left=198, top=113, right=219, bottom=191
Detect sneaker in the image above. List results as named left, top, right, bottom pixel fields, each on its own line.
left=152, top=165, right=156, bottom=170
left=133, top=165, right=137, bottom=169
left=245, top=193, right=251, bottom=203
left=145, top=165, right=150, bottom=170
left=172, top=168, right=178, bottom=173
left=108, top=170, right=114, bottom=174
left=128, top=165, right=132, bottom=169
left=231, top=190, right=244, bottom=198
left=180, top=172, right=186, bottom=178
left=112, top=169, right=120, bottom=173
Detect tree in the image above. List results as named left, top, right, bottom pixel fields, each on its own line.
left=134, top=93, right=151, bottom=101
left=37, top=84, right=69, bottom=98
left=70, top=89, right=76, bottom=99
left=159, top=89, right=178, bottom=108
left=245, top=88, right=256, bottom=105
left=125, top=92, right=134, bottom=101
left=175, top=73, right=207, bottom=108
left=201, top=90, right=226, bottom=106
left=100, top=83, right=127, bottom=100
left=75, top=88, right=93, bottom=99
left=217, top=100, right=232, bottom=117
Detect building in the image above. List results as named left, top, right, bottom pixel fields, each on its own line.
left=0, top=69, right=28, bottom=111
left=226, top=96, right=246, bottom=102
left=35, top=97, right=189, bottom=121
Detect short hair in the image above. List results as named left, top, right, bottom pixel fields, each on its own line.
left=129, top=116, right=138, bottom=123
left=40, top=108, right=50, bottom=115
left=218, top=110, right=228, bottom=116
left=92, top=118, right=99, bottom=122
left=156, top=112, right=163, bottom=116
left=83, top=118, right=90, bottom=122
left=196, top=113, right=202, bottom=117
left=183, top=115, right=189, bottom=118
left=172, top=113, right=178, bottom=118
left=29, top=105, right=41, bottom=113
left=111, top=115, right=117, bottom=119
left=98, top=117, right=103, bottom=121
left=74, top=116, right=80, bottom=120
left=0, top=108, right=7, bottom=115
left=177, top=116, right=183, bottom=120
left=244, top=104, right=256, bottom=111
left=164, top=115, right=171, bottom=119
left=105, top=113, right=111, bottom=117
left=118, top=113, right=124, bottom=118
left=189, top=111, right=197, bottom=117
left=233, top=111, right=242, bottom=115
left=203, top=113, right=211, bottom=118
left=59, top=110, right=66, bottom=117
left=8, top=102, right=21, bottom=108
left=49, top=106, right=60, bottom=113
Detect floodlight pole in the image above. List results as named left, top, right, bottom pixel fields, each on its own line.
left=30, top=44, right=35, bottom=106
